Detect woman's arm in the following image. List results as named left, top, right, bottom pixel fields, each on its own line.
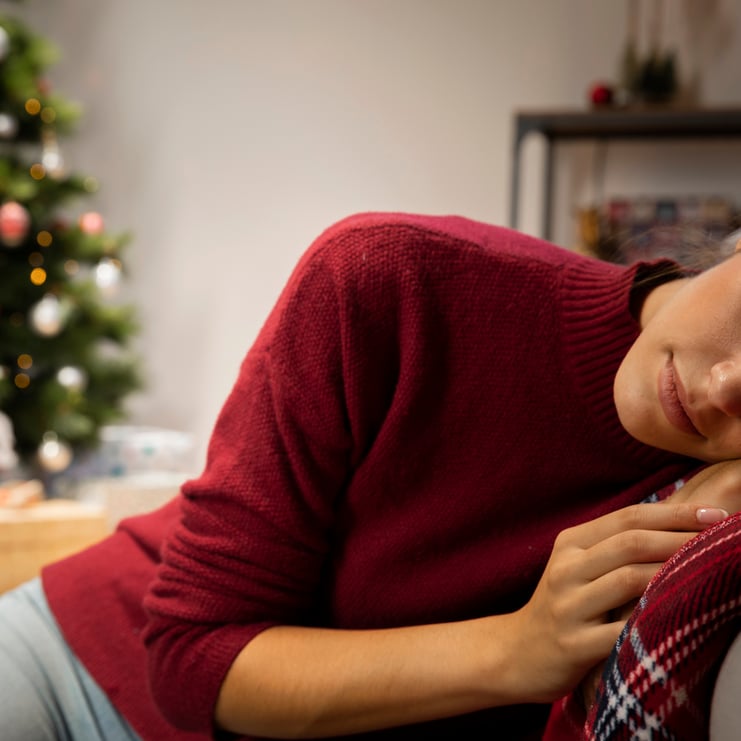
left=216, top=617, right=519, bottom=738
left=215, top=500, right=725, bottom=738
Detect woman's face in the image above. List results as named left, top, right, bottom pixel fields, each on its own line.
left=615, top=252, right=741, bottom=462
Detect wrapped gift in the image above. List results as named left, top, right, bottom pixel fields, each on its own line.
left=95, top=425, right=195, bottom=477
left=74, top=471, right=188, bottom=529
left=54, top=425, right=196, bottom=529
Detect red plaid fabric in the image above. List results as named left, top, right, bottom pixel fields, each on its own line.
left=547, top=509, right=741, bottom=740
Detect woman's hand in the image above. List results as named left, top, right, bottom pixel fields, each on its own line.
left=574, top=462, right=741, bottom=710
left=506, top=500, right=730, bottom=705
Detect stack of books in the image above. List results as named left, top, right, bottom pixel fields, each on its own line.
left=581, top=195, right=739, bottom=267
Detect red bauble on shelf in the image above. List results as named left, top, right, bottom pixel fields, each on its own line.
left=589, top=82, right=614, bottom=107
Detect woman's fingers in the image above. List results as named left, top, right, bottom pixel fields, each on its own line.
left=545, top=558, right=663, bottom=638
left=577, top=528, right=698, bottom=583
left=551, top=507, right=716, bottom=622
left=557, top=501, right=728, bottom=551
left=580, top=562, right=662, bottom=618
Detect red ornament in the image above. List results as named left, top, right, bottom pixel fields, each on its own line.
left=79, top=211, right=105, bottom=235
left=0, top=201, right=31, bottom=247
left=589, top=82, right=614, bottom=107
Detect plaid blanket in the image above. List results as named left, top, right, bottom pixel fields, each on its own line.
left=544, top=493, right=741, bottom=740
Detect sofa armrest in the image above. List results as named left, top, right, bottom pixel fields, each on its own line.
left=711, top=629, right=741, bottom=740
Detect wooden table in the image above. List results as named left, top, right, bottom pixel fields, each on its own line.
left=0, top=500, right=110, bottom=593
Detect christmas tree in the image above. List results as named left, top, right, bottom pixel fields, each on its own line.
left=0, top=13, right=140, bottom=477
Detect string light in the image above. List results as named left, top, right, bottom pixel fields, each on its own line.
left=28, top=252, right=44, bottom=267
left=64, top=259, right=79, bottom=276
left=30, top=163, right=46, bottom=180
left=14, top=373, right=30, bottom=389
left=30, top=267, right=47, bottom=285
left=17, top=354, right=32, bottom=369
left=37, top=230, right=53, bottom=247
left=40, top=107, right=56, bottom=124
left=24, top=98, right=41, bottom=115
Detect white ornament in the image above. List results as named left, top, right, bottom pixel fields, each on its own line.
left=38, top=432, right=73, bottom=473
left=30, top=294, right=64, bottom=337
left=0, top=27, right=10, bottom=63
left=94, top=257, right=122, bottom=297
left=0, top=411, right=18, bottom=471
left=41, top=147, right=64, bottom=178
left=41, top=128, right=64, bottom=178
left=0, top=113, right=18, bottom=139
left=56, top=365, right=88, bottom=392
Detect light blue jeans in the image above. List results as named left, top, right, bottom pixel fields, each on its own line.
left=0, top=577, right=737, bottom=740
left=0, top=578, right=141, bottom=741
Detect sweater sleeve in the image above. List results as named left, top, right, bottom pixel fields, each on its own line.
left=142, top=216, right=410, bottom=734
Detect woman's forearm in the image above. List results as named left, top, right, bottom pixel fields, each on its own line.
left=214, top=501, right=724, bottom=738
left=214, top=615, right=522, bottom=738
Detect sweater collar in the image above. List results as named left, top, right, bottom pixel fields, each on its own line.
left=560, top=256, right=690, bottom=471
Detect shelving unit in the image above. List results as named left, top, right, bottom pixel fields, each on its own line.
left=509, top=106, right=741, bottom=242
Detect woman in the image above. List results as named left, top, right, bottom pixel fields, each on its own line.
left=2, top=212, right=740, bottom=740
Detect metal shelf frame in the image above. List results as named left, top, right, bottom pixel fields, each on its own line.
left=509, top=107, right=741, bottom=241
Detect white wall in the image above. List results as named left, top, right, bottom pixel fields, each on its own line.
left=14, top=0, right=741, bottom=466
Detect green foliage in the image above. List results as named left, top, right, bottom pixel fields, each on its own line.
left=0, top=11, right=141, bottom=469
left=0, top=14, right=80, bottom=136
left=637, top=51, right=677, bottom=103
left=620, top=41, right=678, bottom=105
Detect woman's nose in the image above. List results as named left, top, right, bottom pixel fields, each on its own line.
left=708, top=360, right=741, bottom=417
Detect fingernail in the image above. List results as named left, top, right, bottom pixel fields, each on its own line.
left=697, top=507, right=730, bottom=525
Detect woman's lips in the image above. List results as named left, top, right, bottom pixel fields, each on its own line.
left=658, top=358, right=701, bottom=436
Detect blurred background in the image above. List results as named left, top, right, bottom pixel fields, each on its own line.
left=6, top=0, right=741, bottom=471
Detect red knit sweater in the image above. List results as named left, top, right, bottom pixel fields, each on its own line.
left=44, top=213, right=696, bottom=740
